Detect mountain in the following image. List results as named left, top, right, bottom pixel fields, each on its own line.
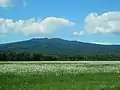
left=0, top=38, right=120, bottom=55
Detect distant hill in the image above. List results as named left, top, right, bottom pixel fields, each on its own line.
left=0, top=38, right=120, bottom=55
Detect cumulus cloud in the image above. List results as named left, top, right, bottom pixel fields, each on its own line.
left=85, top=12, right=120, bottom=34
left=0, top=0, right=12, bottom=7
left=73, top=31, right=84, bottom=36
left=0, top=17, right=75, bottom=36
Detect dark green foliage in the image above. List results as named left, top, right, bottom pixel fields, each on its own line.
left=0, top=52, right=120, bottom=61
left=0, top=52, right=85, bottom=61
left=86, top=54, right=120, bottom=61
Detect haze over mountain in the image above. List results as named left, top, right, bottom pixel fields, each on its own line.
left=0, top=38, right=120, bottom=55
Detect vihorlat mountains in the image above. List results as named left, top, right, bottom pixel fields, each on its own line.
left=0, top=38, right=120, bottom=55
left=1, top=0, right=120, bottom=90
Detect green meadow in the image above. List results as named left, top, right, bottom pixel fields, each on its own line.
left=0, top=61, right=120, bottom=90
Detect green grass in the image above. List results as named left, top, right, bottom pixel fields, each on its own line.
left=0, top=62, right=120, bottom=90
left=1, top=73, right=120, bottom=90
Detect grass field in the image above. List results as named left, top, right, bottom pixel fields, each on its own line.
left=0, top=61, right=120, bottom=90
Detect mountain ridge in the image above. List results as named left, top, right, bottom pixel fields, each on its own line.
left=0, top=38, right=120, bottom=54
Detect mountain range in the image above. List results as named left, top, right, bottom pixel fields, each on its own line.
left=0, top=38, right=120, bottom=55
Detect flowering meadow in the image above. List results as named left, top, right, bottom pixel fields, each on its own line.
left=0, top=61, right=120, bottom=90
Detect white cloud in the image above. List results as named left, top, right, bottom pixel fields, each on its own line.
left=0, top=0, right=28, bottom=8
left=90, top=42, right=113, bottom=45
left=73, top=31, right=84, bottom=36
left=0, top=0, right=12, bottom=7
left=0, top=17, right=75, bottom=36
left=85, top=12, right=120, bottom=34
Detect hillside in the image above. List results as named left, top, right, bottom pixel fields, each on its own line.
left=0, top=38, right=120, bottom=55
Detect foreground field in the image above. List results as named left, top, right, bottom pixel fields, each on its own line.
left=0, top=62, right=120, bottom=90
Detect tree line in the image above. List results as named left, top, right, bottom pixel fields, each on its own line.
left=0, top=52, right=120, bottom=61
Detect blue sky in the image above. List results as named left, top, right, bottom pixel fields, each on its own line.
left=0, top=0, right=120, bottom=45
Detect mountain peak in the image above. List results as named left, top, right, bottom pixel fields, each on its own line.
left=30, top=38, right=48, bottom=41
left=29, top=38, right=68, bottom=42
